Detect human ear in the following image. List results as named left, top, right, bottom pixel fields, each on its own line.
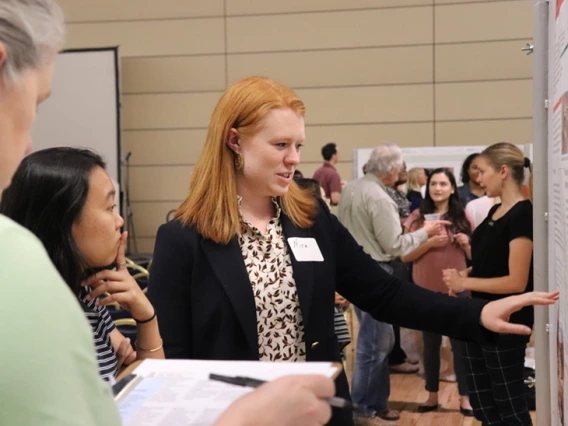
left=226, top=128, right=240, bottom=153
left=0, top=43, right=7, bottom=91
left=500, top=164, right=509, bottom=180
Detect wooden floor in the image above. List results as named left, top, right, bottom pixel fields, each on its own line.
left=342, top=306, right=537, bottom=425
left=389, top=372, right=537, bottom=426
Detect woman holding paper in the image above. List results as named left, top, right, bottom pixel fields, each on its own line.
left=147, top=76, right=557, bottom=426
left=401, top=168, right=475, bottom=416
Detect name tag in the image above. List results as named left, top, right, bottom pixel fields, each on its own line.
left=288, top=238, right=324, bottom=262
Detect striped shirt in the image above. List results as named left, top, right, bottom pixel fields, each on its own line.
left=334, top=306, right=351, bottom=350
left=79, top=287, right=118, bottom=383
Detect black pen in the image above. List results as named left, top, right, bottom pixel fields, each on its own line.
left=209, top=373, right=360, bottom=410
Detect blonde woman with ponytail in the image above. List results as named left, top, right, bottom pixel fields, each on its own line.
left=443, top=142, right=536, bottom=425
left=406, top=167, right=427, bottom=211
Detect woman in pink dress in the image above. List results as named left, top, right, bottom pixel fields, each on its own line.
left=402, top=168, right=475, bottom=416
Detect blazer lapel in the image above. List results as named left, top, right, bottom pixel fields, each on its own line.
left=281, top=214, right=315, bottom=331
left=200, top=237, right=259, bottom=357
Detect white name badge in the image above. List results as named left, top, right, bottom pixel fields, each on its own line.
left=288, top=237, right=324, bottom=262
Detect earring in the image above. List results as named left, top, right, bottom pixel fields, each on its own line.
left=235, top=152, right=244, bottom=170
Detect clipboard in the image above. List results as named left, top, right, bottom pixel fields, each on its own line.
left=114, top=359, right=344, bottom=425
left=331, top=362, right=343, bottom=379
left=116, top=360, right=142, bottom=382
left=113, top=373, right=143, bottom=402
left=117, top=360, right=343, bottom=383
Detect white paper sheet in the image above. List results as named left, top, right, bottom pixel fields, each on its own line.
left=118, top=359, right=340, bottom=426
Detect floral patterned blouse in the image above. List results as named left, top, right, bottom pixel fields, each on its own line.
left=237, top=197, right=306, bottom=361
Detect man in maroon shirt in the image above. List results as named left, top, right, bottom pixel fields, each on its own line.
left=313, top=142, right=342, bottom=205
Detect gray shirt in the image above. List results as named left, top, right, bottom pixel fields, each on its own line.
left=337, top=173, right=428, bottom=262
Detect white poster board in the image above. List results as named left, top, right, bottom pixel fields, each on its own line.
left=548, top=1, right=568, bottom=423
left=31, top=47, right=121, bottom=193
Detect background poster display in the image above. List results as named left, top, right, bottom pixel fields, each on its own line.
left=352, top=145, right=533, bottom=184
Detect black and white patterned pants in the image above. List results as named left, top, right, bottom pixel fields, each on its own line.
left=464, top=334, right=531, bottom=425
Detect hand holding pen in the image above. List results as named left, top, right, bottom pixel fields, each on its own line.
left=212, top=374, right=336, bottom=426
left=211, top=373, right=360, bottom=410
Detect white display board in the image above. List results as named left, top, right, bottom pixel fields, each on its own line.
left=547, top=1, right=568, bottom=423
left=31, top=47, right=121, bottom=188
left=352, top=144, right=533, bottom=183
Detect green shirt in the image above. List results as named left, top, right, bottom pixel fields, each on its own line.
left=337, top=173, right=428, bottom=262
left=0, top=215, right=121, bottom=426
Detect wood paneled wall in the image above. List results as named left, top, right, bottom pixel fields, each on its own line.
left=57, top=0, right=534, bottom=252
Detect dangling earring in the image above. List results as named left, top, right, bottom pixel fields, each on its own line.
left=235, top=152, right=244, bottom=170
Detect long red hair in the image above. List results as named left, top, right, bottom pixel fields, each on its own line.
left=176, top=76, right=317, bottom=244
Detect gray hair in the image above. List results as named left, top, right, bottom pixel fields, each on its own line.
left=0, top=0, right=64, bottom=84
left=364, top=144, right=403, bottom=177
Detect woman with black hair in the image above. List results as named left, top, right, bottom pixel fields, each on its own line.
left=457, top=153, right=485, bottom=207
left=401, top=168, right=475, bottom=416
left=0, top=147, right=164, bottom=383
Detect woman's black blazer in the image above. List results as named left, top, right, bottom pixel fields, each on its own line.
left=148, top=200, right=491, bottom=426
